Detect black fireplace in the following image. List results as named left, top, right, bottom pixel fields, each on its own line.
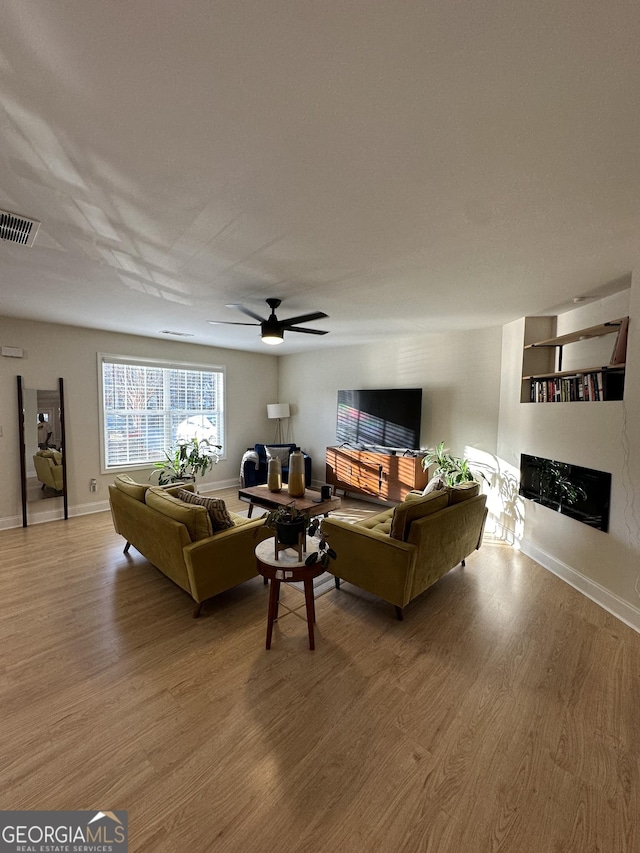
left=519, top=453, right=611, bottom=532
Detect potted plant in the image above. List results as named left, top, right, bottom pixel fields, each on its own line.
left=262, top=504, right=337, bottom=567
left=421, top=441, right=482, bottom=486
left=263, top=502, right=309, bottom=545
left=150, top=437, right=221, bottom=486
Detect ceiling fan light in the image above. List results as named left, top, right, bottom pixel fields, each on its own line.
left=262, top=332, right=284, bottom=345
left=261, top=320, right=284, bottom=345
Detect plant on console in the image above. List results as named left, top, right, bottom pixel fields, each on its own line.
left=421, top=441, right=483, bottom=486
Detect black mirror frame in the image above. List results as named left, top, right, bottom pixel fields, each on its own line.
left=17, top=376, right=68, bottom=526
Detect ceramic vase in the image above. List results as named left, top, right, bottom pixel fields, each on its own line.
left=267, top=457, right=282, bottom=492
left=287, top=450, right=305, bottom=497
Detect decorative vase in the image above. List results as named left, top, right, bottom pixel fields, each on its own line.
left=267, top=457, right=282, bottom=492
left=287, top=450, right=305, bottom=497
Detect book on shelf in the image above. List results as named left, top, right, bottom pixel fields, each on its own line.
left=610, top=316, right=629, bottom=366
left=529, top=370, right=616, bottom=402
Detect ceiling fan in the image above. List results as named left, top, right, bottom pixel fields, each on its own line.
left=208, top=298, right=329, bottom=345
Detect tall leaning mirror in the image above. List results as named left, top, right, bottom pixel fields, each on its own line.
left=17, top=376, right=68, bottom=526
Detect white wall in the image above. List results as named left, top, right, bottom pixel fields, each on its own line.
left=0, top=317, right=278, bottom=527
left=277, top=326, right=504, bottom=484
left=497, top=285, right=640, bottom=628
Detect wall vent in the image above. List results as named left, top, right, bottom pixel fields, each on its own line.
left=0, top=209, right=41, bottom=247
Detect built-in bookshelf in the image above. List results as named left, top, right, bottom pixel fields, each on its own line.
left=521, top=316, right=628, bottom=403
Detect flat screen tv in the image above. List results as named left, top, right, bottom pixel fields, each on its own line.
left=519, top=453, right=611, bottom=532
left=336, top=388, right=422, bottom=450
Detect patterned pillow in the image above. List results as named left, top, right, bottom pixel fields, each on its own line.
left=265, top=446, right=292, bottom=466
left=176, top=489, right=234, bottom=532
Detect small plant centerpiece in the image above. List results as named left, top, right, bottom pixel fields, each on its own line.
left=151, top=437, right=221, bottom=486
left=421, top=441, right=482, bottom=486
left=263, top=502, right=308, bottom=546
left=262, top=502, right=337, bottom=567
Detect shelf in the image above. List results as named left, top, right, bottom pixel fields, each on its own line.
left=521, top=314, right=628, bottom=403
left=523, top=318, right=625, bottom=350
left=524, top=363, right=625, bottom=381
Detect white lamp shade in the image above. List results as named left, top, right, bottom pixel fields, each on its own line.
left=267, top=403, right=290, bottom=419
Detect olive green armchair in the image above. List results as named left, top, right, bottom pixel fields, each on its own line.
left=321, top=483, right=487, bottom=620
left=33, top=449, right=64, bottom=492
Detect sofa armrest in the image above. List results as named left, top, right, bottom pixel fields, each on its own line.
left=183, top=518, right=273, bottom=603
left=320, top=518, right=416, bottom=608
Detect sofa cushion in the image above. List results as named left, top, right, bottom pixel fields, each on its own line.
left=447, top=482, right=481, bottom=504
left=404, top=491, right=429, bottom=503
left=390, top=491, right=449, bottom=541
left=114, top=474, right=148, bottom=501
left=354, top=506, right=394, bottom=536
left=38, top=449, right=62, bottom=465
left=145, top=486, right=213, bottom=541
left=176, top=489, right=234, bottom=532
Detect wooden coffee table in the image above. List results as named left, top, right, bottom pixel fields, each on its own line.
left=238, top=484, right=341, bottom=519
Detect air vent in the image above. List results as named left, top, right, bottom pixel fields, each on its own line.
left=0, top=209, right=41, bottom=247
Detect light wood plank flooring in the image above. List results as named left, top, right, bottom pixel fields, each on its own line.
left=1, top=489, right=638, bottom=852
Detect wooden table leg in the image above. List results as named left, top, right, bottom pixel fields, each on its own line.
left=266, top=578, right=280, bottom=650
left=303, top=578, right=316, bottom=650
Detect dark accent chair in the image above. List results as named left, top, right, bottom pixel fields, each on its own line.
left=242, top=443, right=312, bottom=488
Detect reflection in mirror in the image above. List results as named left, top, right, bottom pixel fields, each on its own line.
left=18, top=376, right=68, bottom=526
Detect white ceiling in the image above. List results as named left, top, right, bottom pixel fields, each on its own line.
left=1, top=1, right=639, bottom=353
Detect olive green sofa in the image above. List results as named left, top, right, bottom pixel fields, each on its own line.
left=108, top=475, right=272, bottom=617
left=34, top=449, right=64, bottom=491
left=321, top=482, right=487, bottom=619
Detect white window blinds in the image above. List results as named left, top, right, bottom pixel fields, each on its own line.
left=99, top=355, right=225, bottom=470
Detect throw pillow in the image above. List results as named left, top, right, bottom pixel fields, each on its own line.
left=145, top=487, right=213, bottom=541
left=422, top=475, right=445, bottom=495
left=265, top=446, right=292, bottom=467
left=176, top=489, right=234, bottom=532
left=114, top=474, right=148, bottom=501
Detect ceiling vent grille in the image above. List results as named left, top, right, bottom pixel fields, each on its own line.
left=0, top=209, right=41, bottom=247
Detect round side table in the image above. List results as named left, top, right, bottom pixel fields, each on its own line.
left=255, top=537, right=325, bottom=650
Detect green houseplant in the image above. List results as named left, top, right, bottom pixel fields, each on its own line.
left=151, top=437, right=221, bottom=486
left=263, top=502, right=308, bottom=546
left=262, top=503, right=337, bottom=567
left=421, top=441, right=481, bottom=486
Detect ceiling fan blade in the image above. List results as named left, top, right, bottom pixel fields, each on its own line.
left=281, top=311, right=328, bottom=327
left=287, top=326, right=329, bottom=335
left=226, top=303, right=267, bottom=323
left=207, top=320, right=260, bottom=326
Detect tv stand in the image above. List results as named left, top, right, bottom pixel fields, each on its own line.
left=325, top=446, right=429, bottom=502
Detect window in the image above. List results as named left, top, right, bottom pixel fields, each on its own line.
left=98, top=354, right=225, bottom=471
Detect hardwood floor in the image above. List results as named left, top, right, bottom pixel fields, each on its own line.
left=1, top=488, right=638, bottom=852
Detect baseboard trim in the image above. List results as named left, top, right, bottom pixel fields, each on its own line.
left=0, top=499, right=112, bottom=529
left=0, top=514, right=24, bottom=530
left=1, top=479, right=242, bottom=530
left=70, top=499, right=111, bottom=517
left=520, top=540, right=640, bottom=635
